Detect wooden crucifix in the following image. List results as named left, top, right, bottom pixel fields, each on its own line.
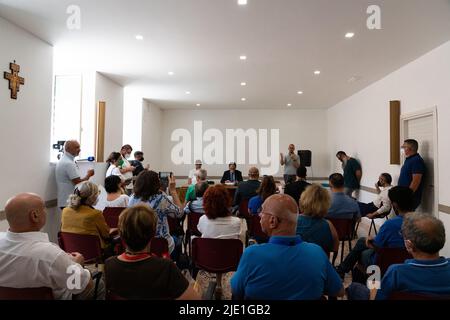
left=4, top=61, right=25, bottom=99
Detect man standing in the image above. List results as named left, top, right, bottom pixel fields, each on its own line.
left=336, top=151, right=362, bottom=198
left=398, top=139, right=426, bottom=210
left=284, top=166, right=311, bottom=205
left=280, top=144, right=300, bottom=185
left=129, top=151, right=149, bottom=177
left=187, top=160, right=202, bottom=185
left=55, top=140, right=94, bottom=209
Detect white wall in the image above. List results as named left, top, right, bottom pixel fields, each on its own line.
left=159, top=109, right=329, bottom=178
left=327, top=40, right=450, bottom=256
left=0, top=17, right=54, bottom=226
left=141, top=100, right=162, bottom=170
left=95, top=72, right=124, bottom=159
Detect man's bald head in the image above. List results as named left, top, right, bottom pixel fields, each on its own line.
left=260, top=194, right=298, bottom=236
left=248, top=167, right=259, bottom=180
left=64, top=140, right=81, bottom=157
left=5, top=193, right=46, bottom=233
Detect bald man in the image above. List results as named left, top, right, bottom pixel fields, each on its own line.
left=231, top=194, right=344, bottom=300
left=233, top=167, right=261, bottom=208
left=280, top=144, right=301, bottom=185
left=55, top=140, right=95, bottom=209
left=0, top=193, right=95, bottom=299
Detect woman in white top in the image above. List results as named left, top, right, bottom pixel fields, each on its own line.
left=197, top=185, right=243, bottom=239
left=104, top=175, right=129, bottom=207
left=106, top=152, right=126, bottom=181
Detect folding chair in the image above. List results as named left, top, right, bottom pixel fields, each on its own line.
left=375, top=247, right=412, bottom=276
left=150, top=237, right=170, bottom=259
left=368, top=213, right=389, bottom=236
left=184, top=212, right=203, bottom=256
left=0, top=287, right=53, bottom=300
left=58, top=232, right=103, bottom=265
left=192, top=238, right=243, bottom=300
left=248, top=214, right=269, bottom=244
left=103, top=207, right=126, bottom=228
left=327, top=218, right=355, bottom=265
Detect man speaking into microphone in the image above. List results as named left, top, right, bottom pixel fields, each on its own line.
left=280, top=144, right=301, bottom=185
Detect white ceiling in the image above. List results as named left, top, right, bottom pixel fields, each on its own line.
left=1, top=0, right=450, bottom=109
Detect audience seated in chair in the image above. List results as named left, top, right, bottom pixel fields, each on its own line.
left=0, top=193, right=100, bottom=300
left=104, top=175, right=129, bottom=207
left=347, top=212, right=450, bottom=300
left=128, top=170, right=183, bottom=255
left=336, top=186, right=414, bottom=278
left=184, top=182, right=209, bottom=215
left=296, top=184, right=339, bottom=255
left=105, top=205, right=200, bottom=300
left=185, top=169, right=208, bottom=203
left=197, top=185, right=243, bottom=240
left=233, top=167, right=261, bottom=208
left=358, top=173, right=393, bottom=218
left=284, top=166, right=311, bottom=206
left=327, top=173, right=361, bottom=220
left=231, top=194, right=344, bottom=300
left=248, top=175, right=278, bottom=215
left=61, top=181, right=115, bottom=252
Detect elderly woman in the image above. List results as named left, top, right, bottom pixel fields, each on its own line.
left=105, top=205, right=200, bottom=300
left=128, top=170, right=183, bottom=254
left=197, top=185, right=242, bottom=239
left=61, top=181, right=112, bottom=249
left=296, top=184, right=339, bottom=254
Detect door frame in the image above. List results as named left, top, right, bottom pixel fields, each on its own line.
left=400, top=106, right=439, bottom=215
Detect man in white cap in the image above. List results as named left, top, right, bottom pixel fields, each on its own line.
left=187, top=160, right=202, bottom=185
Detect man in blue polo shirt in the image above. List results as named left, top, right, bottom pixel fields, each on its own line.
left=336, top=186, right=414, bottom=277
left=327, top=173, right=360, bottom=220
left=230, top=194, right=344, bottom=300
left=398, top=139, right=426, bottom=210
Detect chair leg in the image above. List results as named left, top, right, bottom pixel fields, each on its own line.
left=373, top=223, right=378, bottom=235
left=354, top=222, right=360, bottom=239
left=340, top=240, right=345, bottom=264
left=368, top=219, right=374, bottom=236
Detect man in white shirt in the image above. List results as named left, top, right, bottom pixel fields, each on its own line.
left=188, top=160, right=202, bottom=185
left=358, top=173, right=393, bottom=218
left=55, top=140, right=94, bottom=209
left=0, top=193, right=97, bottom=299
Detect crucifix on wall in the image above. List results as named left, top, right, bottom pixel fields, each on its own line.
left=3, top=61, right=25, bottom=100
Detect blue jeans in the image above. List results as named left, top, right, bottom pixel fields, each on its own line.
left=347, top=282, right=370, bottom=300
left=338, top=237, right=374, bottom=273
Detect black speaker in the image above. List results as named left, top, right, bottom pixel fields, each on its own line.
left=298, top=150, right=312, bottom=167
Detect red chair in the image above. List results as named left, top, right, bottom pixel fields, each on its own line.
left=248, top=214, right=269, bottom=243
left=0, top=287, right=53, bottom=300
left=103, top=207, right=126, bottom=228
left=192, top=238, right=243, bottom=299
left=150, top=237, right=170, bottom=259
left=327, top=218, right=355, bottom=265
left=184, top=212, right=203, bottom=256
left=58, top=232, right=102, bottom=265
left=375, top=247, right=412, bottom=276
left=389, top=291, right=450, bottom=300
left=238, top=199, right=250, bottom=220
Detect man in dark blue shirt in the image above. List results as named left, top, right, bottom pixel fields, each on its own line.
left=398, top=139, right=426, bottom=210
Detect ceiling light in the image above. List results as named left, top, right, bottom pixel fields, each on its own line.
left=297, top=91, right=303, bottom=95
left=240, top=55, right=247, bottom=60
left=135, top=35, right=144, bottom=40
left=185, top=91, right=191, bottom=94
left=238, top=0, right=248, bottom=5
left=196, top=103, right=201, bottom=107
left=241, top=82, right=247, bottom=86
left=241, top=98, right=246, bottom=101
left=314, top=70, right=321, bottom=75
left=345, top=32, right=355, bottom=38
left=168, top=71, right=174, bottom=76
left=287, top=103, right=292, bottom=107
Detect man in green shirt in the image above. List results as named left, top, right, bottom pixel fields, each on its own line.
left=185, top=169, right=208, bottom=203
left=336, top=151, right=362, bottom=198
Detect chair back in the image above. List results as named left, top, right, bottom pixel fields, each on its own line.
left=249, top=214, right=268, bottom=242
left=167, top=216, right=184, bottom=236
left=389, top=291, right=450, bottom=300
left=238, top=199, right=250, bottom=220
left=58, top=232, right=102, bottom=263
left=150, top=237, right=170, bottom=259
left=0, top=287, right=53, bottom=300
left=327, top=217, right=354, bottom=241
left=375, top=247, right=412, bottom=276
left=103, top=207, right=126, bottom=228
left=192, top=238, right=243, bottom=273
left=187, top=212, right=203, bottom=237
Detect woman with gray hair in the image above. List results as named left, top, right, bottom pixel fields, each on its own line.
left=61, top=181, right=112, bottom=249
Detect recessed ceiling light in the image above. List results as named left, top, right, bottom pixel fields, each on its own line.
left=240, top=55, right=247, bottom=60
left=297, top=91, right=303, bottom=95
left=168, top=71, right=174, bottom=76
left=241, top=98, right=246, bottom=101
left=135, top=35, right=144, bottom=40
left=314, top=70, right=321, bottom=75
left=345, top=32, right=355, bottom=38
left=287, top=103, right=292, bottom=107
left=185, top=91, right=191, bottom=95
left=196, top=103, right=201, bottom=107
left=241, top=82, right=247, bottom=86
left=238, top=0, right=248, bottom=5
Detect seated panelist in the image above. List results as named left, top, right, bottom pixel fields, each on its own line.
left=220, top=162, right=243, bottom=184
